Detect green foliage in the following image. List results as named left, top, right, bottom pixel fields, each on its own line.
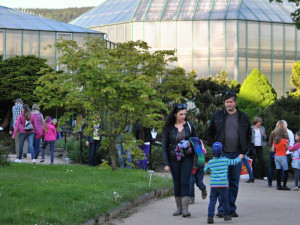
left=237, top=68, right=277, bottom=119
left=290, top=61, right=300, bottom=97
left=257, top=95, right=300, bottom=135
left=26, top=7, right=93, bottom=23
left=192, top=70, right=240, bottom=139
left=0, top=164, right=172, bottom=224
left=35, top=38, right=178, bottom=170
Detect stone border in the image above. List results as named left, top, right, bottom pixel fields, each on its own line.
left=83, top=187, right=173, bottom=225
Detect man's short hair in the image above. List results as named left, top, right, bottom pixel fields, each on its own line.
left=15, top=98, right=23, bottom=104
left=224, top=91, right=237, bottom=101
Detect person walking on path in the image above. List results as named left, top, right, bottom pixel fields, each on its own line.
left=205, top=142, right=244, bottom=224
left=39, top=116, right=57, bottom=165
left=251, top=116, right=267, bottom=180
left=12, top=104, right=38, bottom=163
left=162, top=103, right=197, bottom=217
left=287, top=131, right=300, bottom=191
left=31, top=104, right=44, bottom=159
left=206, top=91, right=251, bottom=218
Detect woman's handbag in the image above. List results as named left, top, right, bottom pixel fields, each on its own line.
left=24, top=120, right=34, bottom=131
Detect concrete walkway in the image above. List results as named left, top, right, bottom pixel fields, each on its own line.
left=8, top=154, right=67, bottom=165
left=108, top=173, right=300, bottom=225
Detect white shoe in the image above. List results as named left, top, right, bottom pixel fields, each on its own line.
left=263, top=177, right=268, bottom=180
left=14, top=159, right=22, bottom=163
left=32, top=159, right=36, bottom=164
left=292, top=186, right=299, bottom=191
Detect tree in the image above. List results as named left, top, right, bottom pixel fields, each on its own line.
left=35, top=38, right=188, bottom=170
left=270, top=0, right=300, bottom=29
left=0, top=55, right=52, bottom=129
left=290, top=61, right=300, bottom=97
left=237, top=68, right=277, bottom=119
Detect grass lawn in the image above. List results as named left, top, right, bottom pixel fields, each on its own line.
left=0, top=163, right=172, bottom=225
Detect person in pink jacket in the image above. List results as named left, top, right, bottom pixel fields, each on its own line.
left=39, top=116, right=57, bottom=164
left=12, top=104, right=38, bottom=164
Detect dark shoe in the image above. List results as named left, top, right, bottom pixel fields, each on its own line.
left=281, top=186, right=291, bottom=191
left=201, top=189, right=207, bottom=199
left=277, top=186, right=283, bottom=190
left=207, top=216, right=214, bottom=224
left=40, top=158, right=45, bottom=163
left=216, top=212, right=224, bottom=218
left=23, top=153, right=27, bottom=158
left=229, top=211, right=239, bottom=217
left=245, top=178, right=254, bottom=183
left=224, top=215, right=232, bottom=221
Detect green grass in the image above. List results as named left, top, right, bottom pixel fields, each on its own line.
left=0, top=164, right=172, bottom=225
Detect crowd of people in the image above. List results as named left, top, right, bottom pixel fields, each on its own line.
left=162, top=91, right=300, bottom=224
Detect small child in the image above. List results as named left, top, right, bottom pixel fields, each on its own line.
left=205, top=142, right=243, bottom=224
left=51, top=118, right=61, bottom=140
left=287, top=131, right=300, bottom=191
left=39, top=116, right=57, bottom=164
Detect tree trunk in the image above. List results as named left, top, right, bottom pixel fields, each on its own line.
left=0, top=110, right=11, bottom=130
left=109, top=139, right=118, bottom=171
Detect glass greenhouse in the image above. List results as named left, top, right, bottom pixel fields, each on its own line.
left=71, top=0, right=300, bottom=96
left=0, top=5, right=113, bottom=68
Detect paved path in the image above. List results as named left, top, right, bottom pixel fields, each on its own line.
left=9, top=154, right=67, bottom=165
left=108, top=174, right=300, bottom=225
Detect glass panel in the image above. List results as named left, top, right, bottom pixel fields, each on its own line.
left=227, top=60, right=235, bottom=80
left=193, top=21, right=209, bottom=77
left=273, top=60, right=284, bottom=96
left=23, top=31, right=39, bottom=56
left=73, top=33, right=89, bottom=47
left=226, top=21, right=237, bottom=79
left=238, top=21, right=247, bottom=82
left=133, top=0, right=151, bottom=21
left=210, top=0, right=228, bottom=20
left=178, top=55, right=193, bottom=73
left=125, top=23, right=132, bottom=41
left=273, top=24, right=283, bottom=60
left=239, top=3, right=258, bottom=21
left=257, top=0, right=282, bottom=22
left=177, top=21, right=192, bottom=50
left=6, top=30, right=22, bottom=58
left=193, top=0, right=213, bottom=20
left=210, top=21, right=225, bottom=76
left=160, top=22, right=176, bottom=49
left=0, top=30, right=4, bottom=56
left=243, top=0, right=270, bottom=22
left=260, top=23, right=271, bottom=80
left=107, top=25, right=116, bottom=43
left=132, top=22, right=144, bottom=41
left=268, top=1, right=293, bottom=23
left=285, top=60, right=294, bottom=94
left=285, top=25, right=295, bottom=61
left=144, top=22, right=159, bottom=49
left=247, top=22, right=259, bottom=73
left=161, top=0, right=181, bottom=20
left=116, top=24, right=125, bottom=43
left=145, top=0, right=166, bottom=21
left=226, top=0, right=240, bottom=20
left=261, top=59, right=272, bottom=83
left=298, top=29, right=300, bottom=61
left=177, top=0, right=197, bottom=20
left=40, top=31, right=56, bottom=67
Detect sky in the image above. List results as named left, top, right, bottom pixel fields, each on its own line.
left=0, top=0, right=106, bottom=9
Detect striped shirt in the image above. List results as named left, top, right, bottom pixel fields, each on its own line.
left=204, top=156, right=241, bottom=188
left=12, top=103, right=23, bottom=128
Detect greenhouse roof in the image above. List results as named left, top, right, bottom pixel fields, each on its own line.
left=0, top=5, right=102, bottom=33
left=70, top=0, right=299, bottom=28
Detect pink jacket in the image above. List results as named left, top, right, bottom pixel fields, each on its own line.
left=39, top=122, right=57, bottom=141
left=12, top=113, right=38, bottom=138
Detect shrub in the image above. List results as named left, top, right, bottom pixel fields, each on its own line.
left=291, top=61, right=300, bottom=97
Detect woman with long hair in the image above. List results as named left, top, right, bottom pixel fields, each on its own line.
left=162, top=103, right=197, bottom=217
left=40, top=116, right=57, bottom=164
left=12, top=104, right=38, bottom=163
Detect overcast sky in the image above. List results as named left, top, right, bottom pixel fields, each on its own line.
left=0, top=0, right=106, bottom=9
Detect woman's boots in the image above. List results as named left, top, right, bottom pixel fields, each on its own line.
left=182, top=196, right=191, bottom=217
left=276, top=169, right=282, bottom=190
left=173, top=197, right=182, bottom=216
left=282, top=170, right=291, bottom=190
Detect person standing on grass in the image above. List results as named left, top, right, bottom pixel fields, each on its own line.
left=162, top=103, right=197, bottom=217
left=206, top=91, right=251, bottom=218
left=86, top=124, right=102, bottom=166
left=135, top=123, right=152, bottom=171
left=287, top=131, right=300, bottom=191
left=205, top=142, right=244, bottom=224
left=12, top=104, right=38, bottom=164
left=39, top=116, right=57, bottom=165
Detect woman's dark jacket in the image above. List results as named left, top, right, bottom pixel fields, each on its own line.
left=162, top=121, right=197, bottom=167
left=206, top=108, right=251, bottom=154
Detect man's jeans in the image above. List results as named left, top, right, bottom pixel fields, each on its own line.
left=189, top=166, right=206, bottom=198
left=18, top=132, right=35, bottom=159
left=41, top=141, right=55, bottom=163
left=218, top=152, right=242, bottom=213
left=208, top=187, right=229, bottom=217
left=242, top=155, right=254, bottom=179
left=117, top=143, right=132, bottom=169
left=33, top=137, right=41, bottom=159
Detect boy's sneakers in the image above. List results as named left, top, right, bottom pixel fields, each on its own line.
left=224, top=215, right=232, bottom=221
left=292, top=186, right=299, bottom=191
left=207, top=216, right=214, bottom=224
left=32, top=159, right=36, bottom=164
left=201, top=189, right=207, bottom=199
left=14, top=159, right=22, bottom=163
left=40, top=158, right=45, bottom=163
left=189, top=197, right=195, bottom=204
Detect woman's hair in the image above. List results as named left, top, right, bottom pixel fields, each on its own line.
left=32, top=104, right=40, bottom=111
left=273, top=120, right=287, bottom=133
left=43, top=116, right=52, bottom=133
left=163, top=104, right=188, bottom=132
left=23, top=104, right=31, bottom=120
left=52, top=118, right=58, bottom=124
left=274, top=128, right=286, bottom=144
left=253, top=116, right=262, bottom=125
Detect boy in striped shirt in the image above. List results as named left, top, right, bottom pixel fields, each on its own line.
left=205, top=142, right=243, bottom=224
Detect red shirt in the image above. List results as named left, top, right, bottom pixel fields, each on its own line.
left=274, top=139, right=288, bottom=156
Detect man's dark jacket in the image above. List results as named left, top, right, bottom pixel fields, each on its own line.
left=206, top=108, right=251, bottom=155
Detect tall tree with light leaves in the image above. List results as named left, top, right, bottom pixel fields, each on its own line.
left=35, top=38, right=194, bottom=170
left=290, top=61, right=300, bottom=97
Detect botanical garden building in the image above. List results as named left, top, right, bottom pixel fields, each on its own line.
left=71, top=0, right=300, bottom=96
